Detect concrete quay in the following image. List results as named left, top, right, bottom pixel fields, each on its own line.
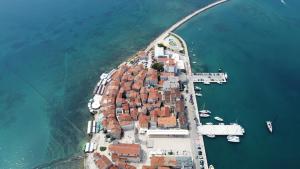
left=198, top=124, right=245, bottom=136
left=192, top=72, right=228, bottom=84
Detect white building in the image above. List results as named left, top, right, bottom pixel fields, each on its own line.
left=154, top=45, right=166, bottom=58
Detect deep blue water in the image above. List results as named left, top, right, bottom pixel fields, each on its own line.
left=0, top=0, right=215, bottom=168
left=176, top=0, right=300, bottom=168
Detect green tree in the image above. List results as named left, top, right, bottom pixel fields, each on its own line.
left=151, top=62, right=164, bottom=72
left=100, top=146, right=107, bottom=151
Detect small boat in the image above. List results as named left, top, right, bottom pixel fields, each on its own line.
left=195, top=93, right=202, bottom=96
left=214, top=116, right=224, bottom=122
left=205, top=122, right=213, bottom=125
left=206, top=134, right=215, bottom=138
left=193, top=61, right=197, bottom=64
left=218, top=123, right=225, bottom=125
left=227, top=135, right=240, bottom=143
left=200, top=113, right=210, bottom=117
left=199, top=110, right=211, bottom=114
left=204, top=81, right=210, bottom=85
left=195, top=86, right=202, bottom=90
left=266, top=121, right=273, bottom=133
left=209, top=165, right=215, bottom=169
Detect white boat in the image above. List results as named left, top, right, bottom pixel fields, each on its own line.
left=266, top=121, right=272, bottom=133
left=195, top=93, right=202, bottom=96
left=199, top=110, right=211, bottom=114
left=209, top=165, right=215, bottom=169
left=204, top=81, right=210, bottom=85
left=200, top=113, right=210, bottom=117
left=195, top=86, right=202, bottom=91
left=218, top=123, right=225, bottom=125
left=227, top=135, right=240, bottom=143
left=214, top=116, right=224, bottom=122
left=205, top=122, right=213, bottom=125
left=193, top=61, right=197, bottom=63
left=224, top=73, right=228, bottom=79
left=206, top=134, right=215, bottom=138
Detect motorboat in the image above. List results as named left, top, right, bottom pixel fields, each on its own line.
left=203, top=81, right=210, bottom=85
left=209, top=165, right=215, bottom=169
left=195, top=86, right=202, bottom=91
left=195, top=93, right=202, bottom=97
left=214, top=116, right=224, bottom=122
left=218, top=123, right=225, bottom=125
left=199, top=110, right=211, bottom=114
left=206, top=134, right=215, bottom=138
left=205, top=122, right=213, bottom=125
left=266, top=121, right=272, bottom=133
left=227, top=135, right=240, bottom=143
left=200, top=113, right=210, bottom=118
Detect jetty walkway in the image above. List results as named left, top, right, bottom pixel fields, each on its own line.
left=198, top=124, right=245, bottom=136
left=192, top=72, right=228, bottom=84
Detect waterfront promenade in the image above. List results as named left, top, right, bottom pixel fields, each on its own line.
left=172, top=33, right=209, bottom=169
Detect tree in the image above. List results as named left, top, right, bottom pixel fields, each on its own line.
left=100, top=146, right=107, bottom=151
left=151, top=62, right=164, bottom=72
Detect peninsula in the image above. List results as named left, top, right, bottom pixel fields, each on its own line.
left=83, top=1, right=244, bottom=169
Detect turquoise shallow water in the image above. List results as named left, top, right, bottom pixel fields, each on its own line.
left=0, top=0, right=214, bottom=168
left=176, top=0, right=300, bottom=168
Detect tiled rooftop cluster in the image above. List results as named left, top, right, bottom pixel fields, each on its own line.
left=100, top=61, right=187, bottom=140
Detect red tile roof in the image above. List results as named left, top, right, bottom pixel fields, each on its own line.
left=157, top=116, right=177, bottom=128
left=160, top=106, right=170, bottom=117
left=108, top=144, right=141, bottom=157
left=94, top=153, right=113, bottom=169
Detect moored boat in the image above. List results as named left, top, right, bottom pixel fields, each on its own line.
left=195, top=93, right=202, bottom=97
left=209, top=165, right=215, bottom=169
left=199, top=110, right=211, bottom=114
left=200, top=113, right=210, bottom=117
left=206, top=134, right=215, bottom=138
left=195, top=86, right=202, bottom=91
left=227, top=135, right=240, bottom=143
left=266, top=121, right=272, bottom=133
left=214, top=116, right=224, bottom=122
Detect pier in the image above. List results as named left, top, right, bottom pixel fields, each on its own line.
left=192, top=72, right=228, bottom=84
left=198, top=124, right=245, bottom=136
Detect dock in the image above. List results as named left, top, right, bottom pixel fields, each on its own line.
left=197, top=124, right=245, bottom=136
left=192, top=73, right=228, bottom=84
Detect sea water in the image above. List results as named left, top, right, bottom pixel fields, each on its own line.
left=176, top=0, right=300, bottom=168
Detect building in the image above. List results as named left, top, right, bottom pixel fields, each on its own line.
left=108, top=144, right=142, bottom=163
left=150, top=156, right=193, bottom=169
left=163, top=77, right=179, bottom=91
left=159, top=106, right=170, bottom=117
left=157, top=116, right=177, bottom=128
left=94, top=153, right=113, bottom=169
left=154, top=45, right=166, bottom=58
left=139, top=114, right=150, bottom=129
